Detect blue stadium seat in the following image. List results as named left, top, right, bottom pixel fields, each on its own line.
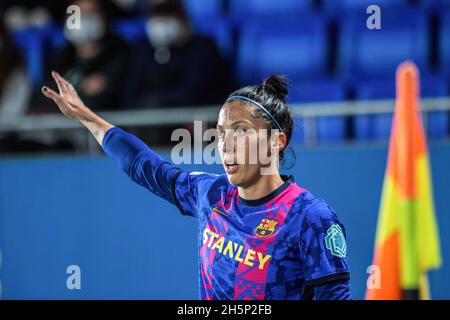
left=236, top=14, right=327, bottom=86
left=338, top=8, right=429, bottom=82
left=183, top=0, right=224, bottom=21
left=12, top=27, right=45, bottom=86
left=229, top=0, right=315, bottom=20
left=112, top=18, right=147, bottom=44
left=420, top=0, right=450, bottom=12
left=354, top=77, right=448, bottom=141
left=288, top=80, right=346, bottom=103
left=323, top=0, right=410, bottom=11
left=290, top=80, right=347, bottom=145
left=43, top=24, right=67, bottom=53
left=190, top=18, right=233, bottom=58
left=440, top=10, right=450, bottom=76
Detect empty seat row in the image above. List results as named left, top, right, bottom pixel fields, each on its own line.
left=291, top=76, right=449, bottom=144
left=183, top=0, right=450, bottom=20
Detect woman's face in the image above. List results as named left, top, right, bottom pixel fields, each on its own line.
left=217, top=101, right=285, bottom=188
left=65, top=0, right=106, bottom=45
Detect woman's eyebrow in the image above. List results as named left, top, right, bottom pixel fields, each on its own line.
left=228, top=120, right=253, bottom=127
left=216, top=120, right=253, bottom=130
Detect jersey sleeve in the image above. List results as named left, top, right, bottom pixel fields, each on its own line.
left=299, top=203, right=350, bottom=286
left=312, top=279, right=351, bottom=300
left=102, top=127, right=216, bottom=217
left=170, top=170, right=218, bottom=217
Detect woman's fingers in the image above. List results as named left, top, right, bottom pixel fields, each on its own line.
left=53, top=71, right=69, bottom=87
left=53, top=71, right=71, bottom=94
left=42, top=85, right=74, bottom=116
left=51, top=71, right=67, bottom=94
left=64, top=78, right=78, bottom=96
left=41, top=86, right=61, bottom=101
left=42, top=72, right=86, bottom=120
left=52, top=71, right=79, bottom=99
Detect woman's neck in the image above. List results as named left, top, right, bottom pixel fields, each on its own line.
left=238, top=174, right=285, bottom=201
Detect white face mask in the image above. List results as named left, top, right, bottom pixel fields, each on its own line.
left=146, top=17, right=183, bottom=48
left=64, top=13, right=105, bottom=45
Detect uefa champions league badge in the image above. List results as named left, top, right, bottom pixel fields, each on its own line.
left=325, top=224, right=347, bottom=258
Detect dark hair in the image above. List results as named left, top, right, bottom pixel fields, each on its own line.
left=226, top=75, right=294, bottom=160
left=148, top=0, right=189, bottom=23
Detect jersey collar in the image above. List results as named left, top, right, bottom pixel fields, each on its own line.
left=238, top=175, right=294, bottom=206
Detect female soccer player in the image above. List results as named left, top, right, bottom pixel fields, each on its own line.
left=42, top=71, right=351, bottom=300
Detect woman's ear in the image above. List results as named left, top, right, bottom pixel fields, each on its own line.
left=269, top=131, right=287, bottom=159
left=270, top=131, right=287, bottom=154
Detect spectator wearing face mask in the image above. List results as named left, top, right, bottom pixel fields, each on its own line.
left=0, top=16, right=74, bottom=154
left=123, top=0, right=233, bottom=109
left=30, top=0, right=130, bottom=113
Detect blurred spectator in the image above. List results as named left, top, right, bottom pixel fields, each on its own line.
left=0, top=17, right=75, bottom=154
left=1, top=1, right=64, bottom=30
left=123, top=0, right=233, bottom=109
left=30, top=0, right=130, bottom=113
left=1, top=0, right=144, bottom=29
left=0, top=19, right=31, bottom=119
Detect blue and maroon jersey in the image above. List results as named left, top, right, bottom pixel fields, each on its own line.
left=102, top=127, right=351, bottom=300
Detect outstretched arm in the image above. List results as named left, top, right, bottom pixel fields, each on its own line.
left=41, top=71, right=175, bottom=201
left=41, top=71, right=113, bottom=145
left=41, top=71, right=212, bottom=216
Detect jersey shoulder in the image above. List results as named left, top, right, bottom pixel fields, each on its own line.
left=172, top=171, right=226, bottom=217
left=296, top=190, right=339, bottom=224
left=184, top=172, right=233, bottom=205
left=292, top=190, right=345, bottom=242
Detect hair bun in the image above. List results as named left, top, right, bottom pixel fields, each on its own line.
left=262, top=74, right=288, bottom=100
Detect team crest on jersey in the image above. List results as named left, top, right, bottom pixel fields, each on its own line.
left=254, top=219, right=278, bottom=238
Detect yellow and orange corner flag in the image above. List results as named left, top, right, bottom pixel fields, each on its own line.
left=365, top=61, right=442, bottom=300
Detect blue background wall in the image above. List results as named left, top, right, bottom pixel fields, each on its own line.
left=0, top=143, right=449, bottom=299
